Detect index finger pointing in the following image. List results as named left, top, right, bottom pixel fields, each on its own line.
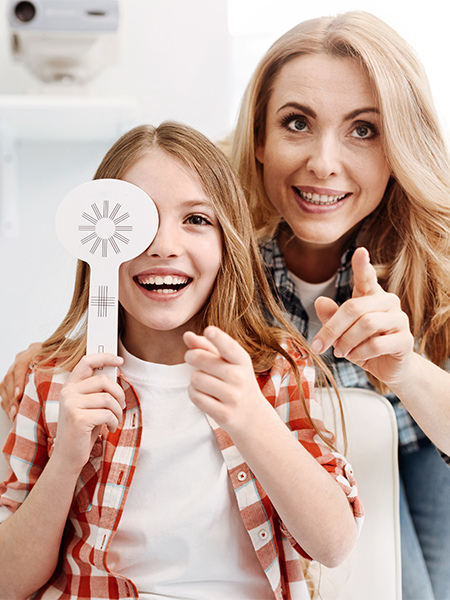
left=183, top=330, right=221, bottom=355
left=352, top=247, right=382, bottom=298
left=203, top=326, right=249, bottom=366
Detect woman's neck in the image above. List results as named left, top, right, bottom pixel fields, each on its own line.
left=278, top=226, right=356, bottom=284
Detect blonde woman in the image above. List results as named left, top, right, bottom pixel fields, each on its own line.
left=0, top=122, right=361, bottom=599
left=231, top=11, right=450, bottom=600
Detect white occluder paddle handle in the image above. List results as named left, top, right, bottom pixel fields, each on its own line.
left=87, top=262, right=120, bottom=381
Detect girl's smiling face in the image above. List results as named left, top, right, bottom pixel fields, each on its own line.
left=118, top=149, right=222, bottom=362
left=256, top=53, right=391, bottom=256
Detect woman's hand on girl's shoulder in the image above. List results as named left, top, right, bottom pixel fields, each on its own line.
left=53, top=354, right=125, bottom=474
left=0, top=342, right=42, bottom=421
left=310, top=247, right=414, bottom=386
left=183, top=326, right=269, bottom=436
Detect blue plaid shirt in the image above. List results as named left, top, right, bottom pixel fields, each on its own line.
left=260, top=236, right=431, bottom=456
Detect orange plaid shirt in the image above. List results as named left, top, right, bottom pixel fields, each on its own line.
left=0, top=338, right=363, bottom=599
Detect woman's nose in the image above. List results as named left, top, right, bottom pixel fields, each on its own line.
left=306, top=134, right=341, bottom=179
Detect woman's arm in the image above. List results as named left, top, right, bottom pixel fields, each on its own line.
left=184, top=327, right=359, bottom=568
left=0, top=353, right=125, bottom=599
left=311, top=247, right=450, bottom=455
left=385, top=353, right=450, bottom=456
left=0, top=342, right=42, bottom=419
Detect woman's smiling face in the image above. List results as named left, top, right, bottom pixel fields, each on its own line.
left=256, top=53, right=391, bottom=252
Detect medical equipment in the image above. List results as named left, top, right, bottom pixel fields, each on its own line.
left=7, top=0, right=120, bottom=84
left=55, top=179, right=159, bottom=379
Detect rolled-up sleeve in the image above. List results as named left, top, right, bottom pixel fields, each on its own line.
left=260, top=338, right=364, bottom=549
left=0, top=371, right=50, bottom=518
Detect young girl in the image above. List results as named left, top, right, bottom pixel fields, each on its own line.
left=0, top=122, right=362, bottom=600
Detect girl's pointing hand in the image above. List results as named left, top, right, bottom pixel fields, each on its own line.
left=183, top=326, right=267, bottom=435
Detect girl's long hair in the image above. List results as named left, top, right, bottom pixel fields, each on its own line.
left=231, top=10, right=450, bottom=384
left=37, top=122, right=342, bottom=449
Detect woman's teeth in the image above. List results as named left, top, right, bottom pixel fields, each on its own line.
left=137, top=274, right=190, bottom=294
left=298, top=190, right=346, bottom=205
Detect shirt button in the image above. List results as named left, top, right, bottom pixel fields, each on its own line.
left=259, top=529, right=269, bottom=540
left=237, top=471, right=247, bottom=482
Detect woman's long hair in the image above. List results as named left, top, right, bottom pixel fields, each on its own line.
left=37, top=121, right=342, bottom=449
left=231, top=10, right=450, bottom=379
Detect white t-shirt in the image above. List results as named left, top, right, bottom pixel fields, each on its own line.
left=107, top=342, right=273, bottom=600
left=288, top=272, right=337, bottom=342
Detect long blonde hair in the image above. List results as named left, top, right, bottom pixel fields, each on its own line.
left=231, top=10, right=450, bottom=371
left=37, top=121, right=342, bottom=448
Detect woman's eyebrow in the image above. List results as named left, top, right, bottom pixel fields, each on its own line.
left=276, top=102, right=380, bottom=121
left=343, top=107, right=380, bottom=121
left=277, top=102, right=316, bottom=118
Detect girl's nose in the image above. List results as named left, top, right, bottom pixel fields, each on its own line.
left=145, top=223, right=180, bottom=258
left=306, top=134, right=341, bottom=180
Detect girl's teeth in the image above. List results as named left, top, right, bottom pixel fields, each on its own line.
left=139, top=274, right=187, bottom=285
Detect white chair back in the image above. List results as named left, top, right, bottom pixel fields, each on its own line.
left=0, top=407, right=11, bottom=482
left=313, top=387, right=402, bottom=600
left=0, top=408, right=11, bottom=482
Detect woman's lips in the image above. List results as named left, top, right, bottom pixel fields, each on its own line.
left=293, top=186, right=351, bottom=212
left=294, top=186, right=350, bottom=205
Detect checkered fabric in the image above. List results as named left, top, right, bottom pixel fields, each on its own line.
left=260, top=236, right=435, bottom=457
left=0, top=339, right=363, bottom=599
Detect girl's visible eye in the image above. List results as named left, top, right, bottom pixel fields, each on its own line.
left=351, top=122, right=378, bottom=139
left=281, top=113, right=310, bottom=133
left=185, top=214, right=212, bottom=226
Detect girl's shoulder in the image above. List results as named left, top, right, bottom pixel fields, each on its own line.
left=277, top=335, right=314, bottom=374
left=27, top=360, right=72, bottom=405
left=258, top=336, right=315, bottom=390
left=281, top=335, right=311, bottom=360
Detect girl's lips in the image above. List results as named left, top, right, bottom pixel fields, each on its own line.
left=134, top=268, right=190, bottom=280
left=133, top=271, right=192, bottom=296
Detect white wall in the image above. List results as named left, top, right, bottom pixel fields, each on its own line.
left=0, top=0, right=230, bottom=135
left=228, top=0, right=450, bottom=134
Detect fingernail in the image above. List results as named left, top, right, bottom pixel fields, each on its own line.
left=310, top=339, right=323, bottom=353
left=14, top=386, right=21, bottom=399
left=334, top=347, right=343, bottom=358
left=9, top=406, right=17, bottom=420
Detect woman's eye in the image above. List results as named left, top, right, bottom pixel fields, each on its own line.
left=286, top=118, right=309, bottom=132
left=351, top=123, right=376, bottom=139
left=281, top=114, right=309, bottom=133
